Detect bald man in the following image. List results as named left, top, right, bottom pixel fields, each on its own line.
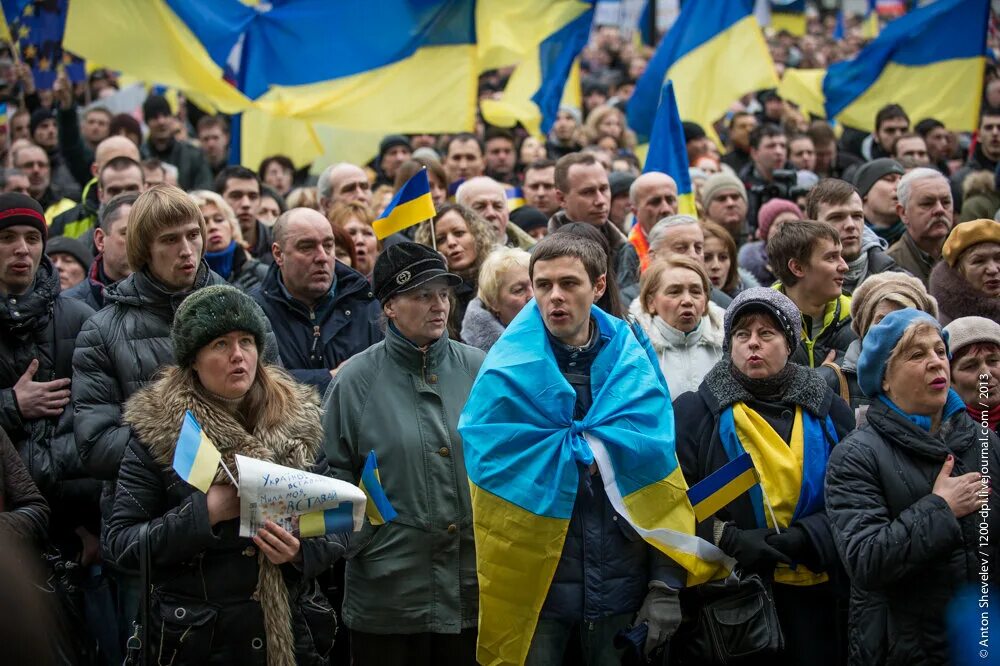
left=318, top=162, right=372, bottom=216
left=251, top=207, right=383, bottom=393
left=50, top=135, right=143, bottom=241
left=456, top=176, right=535, bottom=250
left=627, top=172, right=679, bottom=271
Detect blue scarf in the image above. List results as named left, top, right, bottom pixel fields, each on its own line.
left=878, top=389, right=967, bottom=432
left=205, top=240, right=237, bottom=279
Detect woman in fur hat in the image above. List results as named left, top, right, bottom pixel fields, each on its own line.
left=105, top=285, right=342, bottom=666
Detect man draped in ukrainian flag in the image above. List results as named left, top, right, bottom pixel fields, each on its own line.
left=459, top=233, right=732, bottom=666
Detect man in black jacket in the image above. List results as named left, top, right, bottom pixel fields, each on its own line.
left=139, top=95, right=213, bottom=191
left=251, top=207, right=382, bottom=395
left=215, top=165, right=274, bottom=264
left=64, top=193, right=138, bottom=311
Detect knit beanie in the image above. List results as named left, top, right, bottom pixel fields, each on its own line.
left=723, top=287, right=801, bottom=354
left=46, top=236, right=93, bottom=272
left=701, top=172, right=748, bottom=206
left=756, top=199, right=803, bottom=240
left=857, top=309, right=947, bottom=398
left=30, top=107, right=57, bottom=136
left=853, top=158, right=905, bottom=198
left=0, top=192, right=47, bottom=246
left=379, top=134, right=412, bottom=159
left=941, top=218, right=1000, bottom=267
left=510, top=206, right=548, bottom=234
left=171, top=285, right=269, bottom=368
left=142, top=94, right=172, bottom=122
left=849, top=271, right=939, bottom=338
left=944, top=316, right=1000, bottom=357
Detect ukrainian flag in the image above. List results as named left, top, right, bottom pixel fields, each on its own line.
left=643, top=81, right=697, bottom=218
left=687, top=452, right=759, bottom=523
left=459, top=301, right=732, bottom=666
left=505, top=186, right=525, bottom=212
left=172, top=411, right=222, bottom=494
left=373, top=169, right=436, bottom=241
left=478, top=1, right=594, bottom=137
left=628, top=0, right=778, bottom=144
left=359, top=451, right=397, bottom=526
left=299, top=503, right=355, bottom=537
left=770, top=0, right=807, bottom=37
left=823, top=0, right=989, bottom=133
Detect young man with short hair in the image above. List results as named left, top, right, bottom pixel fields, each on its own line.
left=214, top=165, right=273, bottom=264
left=460, top=233, right=726, bottom=665
left=805, top=178, right=902, bottom=294
left=768, top=219, right=856, bottom=367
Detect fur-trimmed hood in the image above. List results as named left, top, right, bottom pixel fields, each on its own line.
left=929, top=260, right=1000, bottom=326
left=124, top=367, right=322, bottom=478
left=460, top=297, right=507, bottom=353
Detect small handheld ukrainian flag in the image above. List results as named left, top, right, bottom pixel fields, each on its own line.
left=172, top=410, right=222, bottom=493
left=299, top=503, right=356, bottom=537
left=359, top=451, right=397, bottom=525
left=687, top=452, right=759, bottom=523
left=372, top=168, right=436, bottom=240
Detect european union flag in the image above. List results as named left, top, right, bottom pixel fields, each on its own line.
left=359, top=451, right=397, bottom=526
left=8, top=0, right=85, bottom=89
left=687, top=453, right=759, bottom=523
left=373, top=169, right=436, bottom=241
left=172, top=411, right=222, bottom=494
left=823, top=0, right=988, bottom=133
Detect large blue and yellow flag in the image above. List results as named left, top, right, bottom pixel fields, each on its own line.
left=459, top=301, right=732, bottom=666
left=65, top=0, right=479, bottom=169
left=478, top=1, right=594, bottom=137
left=373, top=169, right=436, bottom=240
left=628, top=0, right=778, bottom=144
left=643, top=81, right=697, bottom=217
left=823, top=0, right=988, bottom=133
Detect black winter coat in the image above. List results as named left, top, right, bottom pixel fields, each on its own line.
left=106, top=369, right=343, bottom=665
left=673, top=361, right=855, bottom=666
left=250, top=262, right=382, bottom=395
left=826, top=399, right=1000, bottom=666
left=0, top=258, right=98, bottom=548
left=72, top=263, right=278, bottom=515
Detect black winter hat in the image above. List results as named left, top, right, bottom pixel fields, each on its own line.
left=171, top=285, right=269, bottom=368
left=510, top=206, right=548, bottom=233
left=30, top=107, right=57, bottom=136
left=609, top=171, right=635, bottom=199
left=142, top=94, right=172, bottom=122
left=46, top=236, right=93, bottom=271
left=0, top=192, right=47, bottom=245
left=853, top=158, right=905, bottom=198
left=373, top=241, right=462, bottom=304
left=682, top=121, right=707, bottom=144
left=379, top=134, right=412, bottom=159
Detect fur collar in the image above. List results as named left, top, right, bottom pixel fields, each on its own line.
left=124, top=368, right=322, bottom=484
left=930, top=260, right=1000, bottom=325
left=461, top=297, right=507, bottom=353
left=701, top=359, right=832, bottom=417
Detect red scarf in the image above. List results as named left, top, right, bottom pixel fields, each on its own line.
left=629, top=225, right=651, bottom=273
left=967, top=402, right=1000, bottom=432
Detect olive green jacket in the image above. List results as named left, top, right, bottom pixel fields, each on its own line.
left=321, top=326, right=485, bottom=634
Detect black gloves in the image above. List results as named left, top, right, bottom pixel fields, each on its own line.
left=718, top=523, right=792, bottom=573
left=766, top=524, right=820, bottom=571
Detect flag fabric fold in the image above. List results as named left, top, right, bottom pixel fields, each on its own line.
left=373, top=169, right=436, bottom=240
left=643, top=81, right=697, bottom=217
left=359, top=451, right=398, bottom=526
left=628, top=0, right=777, bottom=143
left=172, top=410, right=222, bottom=493
left=822, top=0, right=988, bottom=133
left=459, top=301, right=732, bottom=665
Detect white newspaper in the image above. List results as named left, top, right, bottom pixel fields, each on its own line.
left=235, top=454, right=366, bottom=537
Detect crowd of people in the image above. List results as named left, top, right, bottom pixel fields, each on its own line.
left=1, top=10, right=1000, bottom=666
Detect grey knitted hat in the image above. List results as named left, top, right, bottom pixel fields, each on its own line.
left=723, top=287, right=801, bottom=354
left=944, top=316, right=1000, bottom=357
left=171, top=285, right=269, bottom=368
left=701, top=172, right=748, bottom=206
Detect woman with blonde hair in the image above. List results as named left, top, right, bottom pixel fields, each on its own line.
left=461, top=247, right=532, bottom=352
left=190, top=190, right=269, bottom=293
left=631, top=255, right=725, bottom=400
left=583, top=106, right=638, bottom=152
left=414, top=203, right=497, bottom=341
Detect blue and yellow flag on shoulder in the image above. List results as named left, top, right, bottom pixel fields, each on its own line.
left=359, top=451, right=397, bottom=526
left=628, top=0, right=777, bottom=144
left=172, top=411, right=222, bottom=494
left=373, top=169, right=436, bottom=241
left=459, top=301, right=732, bottom=666
left=643, top=81, right=697, bottom=217
left=823, top=0, right=988, bottom=133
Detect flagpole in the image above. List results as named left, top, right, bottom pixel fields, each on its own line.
left=759, top=484, right=781, bottom=535
left=424, top=167, right=437, bottom=253
left=220, top=458, right=239, bottom=489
